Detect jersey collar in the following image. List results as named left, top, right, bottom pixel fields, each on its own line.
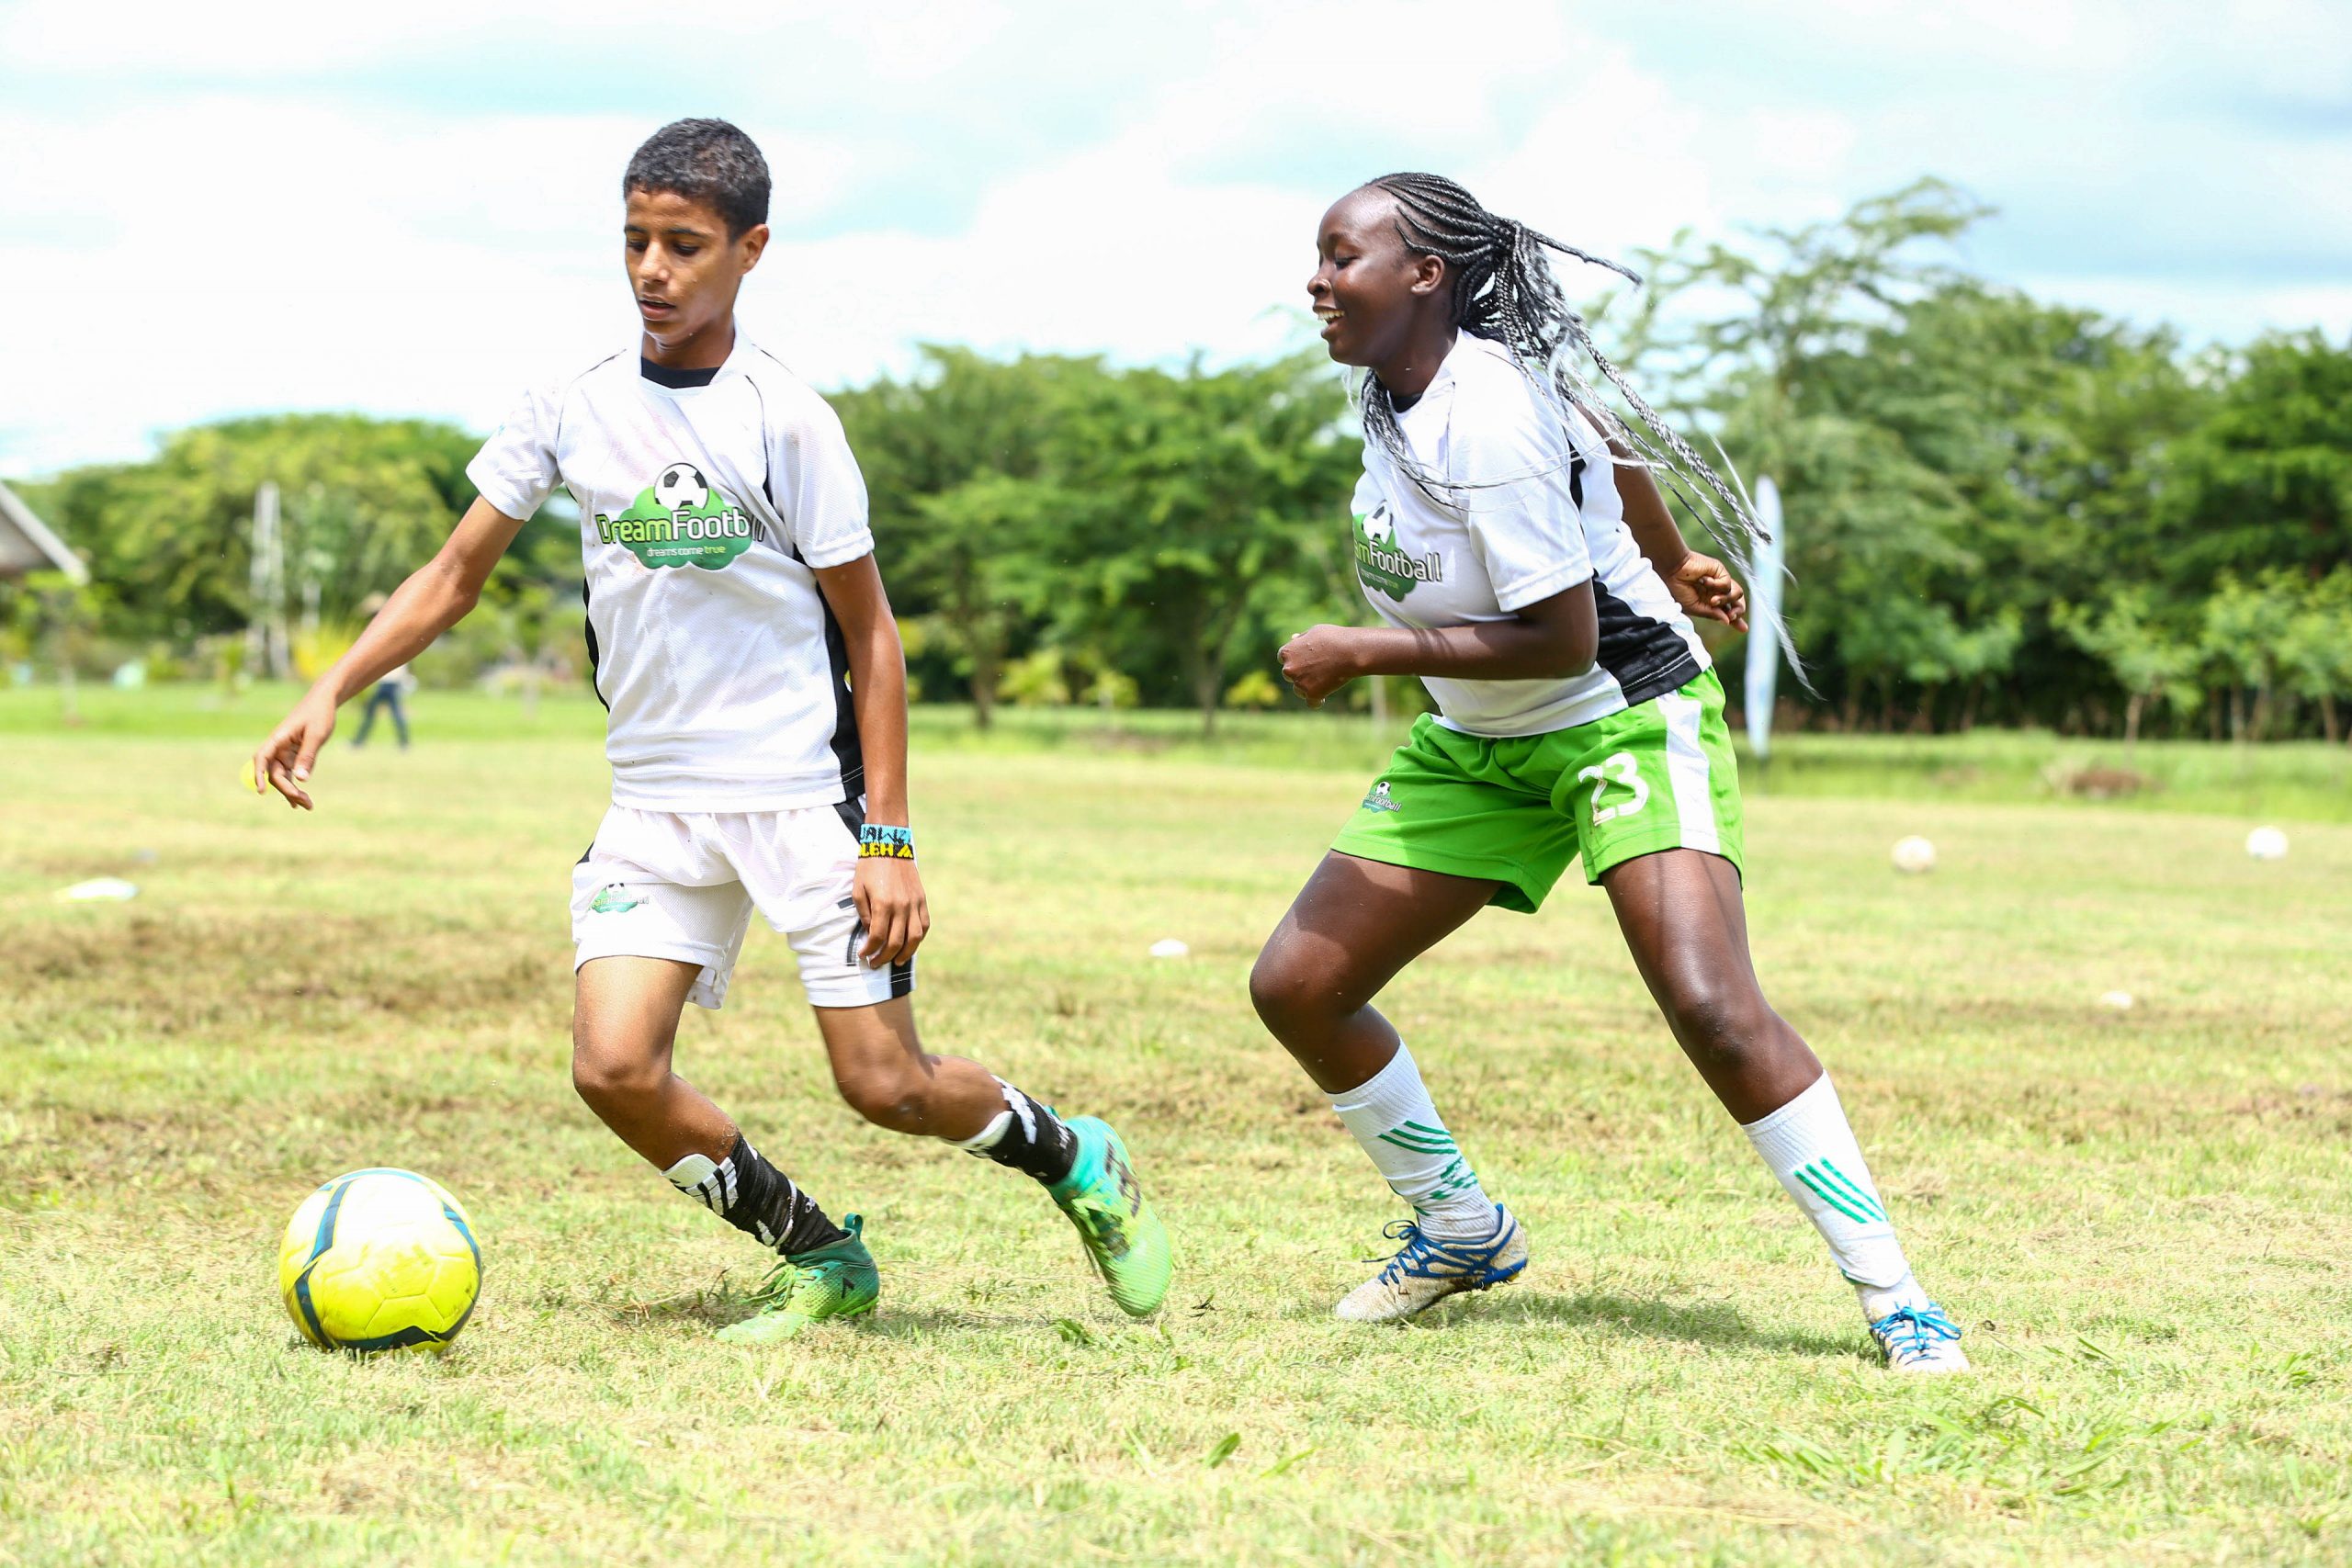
left=636, top=325, right=756, bottom=397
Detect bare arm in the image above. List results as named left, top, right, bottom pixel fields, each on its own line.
left=249, top=496, right=529, bottom=807
left=1279, top=581, right=1599, bottom=707
left=812, top=552, right=928, bottom=966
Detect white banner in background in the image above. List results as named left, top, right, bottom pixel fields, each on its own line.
left=1745, top=475, right=1786, bottom=762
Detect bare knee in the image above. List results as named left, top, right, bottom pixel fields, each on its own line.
left=1658, top=977, right=1780, bottom=1077
left=571, top=1021, right=673, bottom=1114
left=1250, top=942, right=1340, bottom=1045
left=833, top=1057, right=940, bottom=1134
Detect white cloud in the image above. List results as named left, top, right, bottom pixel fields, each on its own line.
left=3, top=0, right=2346, bottom=476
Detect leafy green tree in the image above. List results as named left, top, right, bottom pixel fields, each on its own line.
left=20, top=414, right=481, bottom=641
left=2271, top=568, right=2352, bottom=742
left=1039, top=351, right=1359, bottom=734
left=836, top=347, right=1104, bottom=728
left=2053, top=590, right=2202, bottom=744
left=2199, top=572, right=2299, bottom=741
left=2154, top=333, right=2352, bottom=587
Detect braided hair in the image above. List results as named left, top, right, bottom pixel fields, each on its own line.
left=1356, top=172, right=1773, bottom=578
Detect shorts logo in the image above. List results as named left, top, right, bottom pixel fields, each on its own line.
left=1360, top=780, right=1401, bottom=813
left=588, top=884, right=643, bottom=915
left=594, top=460, right=756, bottom=571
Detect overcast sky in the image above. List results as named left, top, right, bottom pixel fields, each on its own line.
left=4, top=0, right=2347, bottom=477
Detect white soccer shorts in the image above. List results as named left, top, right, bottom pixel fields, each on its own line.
left=569, top=802, right=913, bottom=1010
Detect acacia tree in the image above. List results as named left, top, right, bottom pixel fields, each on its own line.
left=2053, top=590, right=2202, bottom=745
left=2274, top=569, right=2352, bottom=742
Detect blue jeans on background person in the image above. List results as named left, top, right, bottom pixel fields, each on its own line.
left=352, top=681, right=410, bottom=750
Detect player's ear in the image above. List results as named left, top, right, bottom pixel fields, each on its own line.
left=1409, top=253, right=1445, bottom=299
left=737, top=222, right=770, bottom=273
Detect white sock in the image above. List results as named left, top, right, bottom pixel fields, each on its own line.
left=1329, top=1043, right=1495, bottom=1238
left=1741, top=1074, right=1929, bottom=1316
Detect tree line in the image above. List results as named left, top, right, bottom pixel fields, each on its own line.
left=9, top=180, right=2349, bottom=740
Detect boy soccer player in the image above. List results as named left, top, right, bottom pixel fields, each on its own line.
left=250, top=118, right=1172, bottom=1340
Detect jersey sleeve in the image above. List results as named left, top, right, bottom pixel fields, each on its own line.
left=773, top=397, right=874, bottom=569
left=466, top=382, right=562, bottom=521
left=1449, top=405, right=1593, bottom=613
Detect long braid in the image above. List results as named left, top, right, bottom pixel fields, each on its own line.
left=1359, top=173, right=1783, bottom=625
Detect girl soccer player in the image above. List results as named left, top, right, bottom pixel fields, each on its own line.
left=1251, top=173, right=1965, bottom=1371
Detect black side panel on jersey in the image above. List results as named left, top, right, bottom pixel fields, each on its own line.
left=819, top=597, right=865, bottom=800
left=1594, top=581, right=1702, bottom=708
left=581, top=580, right=609, bottom=710
left=1568, top=447, right=1701, bottom=707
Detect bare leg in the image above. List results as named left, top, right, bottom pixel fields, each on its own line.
left=809, top=995, right=1017, bottom=1143
left=573, top=954, right=851, bottom=1262
left=1248, top=852, right=1501, bottom=1094
left=1603, top=849, right=1963, bottom=1365
left=1600, top=849, right=1820, bottom=1122
left=571, top=955, right=737, bottom=1167
left=1252, top=852, right=1525, bottom=1306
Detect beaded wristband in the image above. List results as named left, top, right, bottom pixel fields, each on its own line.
left=858, top=823, right=916, bottom=861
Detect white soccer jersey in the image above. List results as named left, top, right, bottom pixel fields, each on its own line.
left=1351, top=333, right=1708, bottom=737
left=468, top=334, right=874, bottom=810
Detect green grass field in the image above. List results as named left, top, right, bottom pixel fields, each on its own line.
left=4, top=688, right=2348, bottom=1564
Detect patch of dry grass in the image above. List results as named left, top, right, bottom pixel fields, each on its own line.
left=2, top=705, right=2347, bottom=1564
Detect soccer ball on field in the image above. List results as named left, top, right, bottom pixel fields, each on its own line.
left=654, top=462, right=710, bottom=514
left=277, top=1168, right=481, bottom=1355
left=1891, top=835, right=1937, bottom=874
left=2245, top=826, right=2288, bottom=862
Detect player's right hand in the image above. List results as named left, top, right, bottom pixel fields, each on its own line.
left=251, top=691, right=339, bottom=810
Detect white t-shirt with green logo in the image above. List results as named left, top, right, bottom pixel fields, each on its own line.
left=1352, top=333, right=1706, bottom=738
left=468, top=334, right=874, bottom=810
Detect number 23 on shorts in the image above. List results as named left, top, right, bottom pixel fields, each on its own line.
left=1577, top=750, right=1649, bottom=826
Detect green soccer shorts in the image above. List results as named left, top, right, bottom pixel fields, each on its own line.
left=1331, top=669, right=1746, bottom=913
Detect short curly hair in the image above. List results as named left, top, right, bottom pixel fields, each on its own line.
left=622, top=118, right=770, bottom=239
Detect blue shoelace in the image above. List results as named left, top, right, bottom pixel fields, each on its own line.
left=1871, top=1303, right=1962, bottom=1360
left=1375, top=1218, right=1510, bottom=1285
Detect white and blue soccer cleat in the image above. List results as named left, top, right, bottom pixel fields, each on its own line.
left=1335, top=1203, right=1529, bottom=1324
left=1871, top=1303, right=1970, bottom=1373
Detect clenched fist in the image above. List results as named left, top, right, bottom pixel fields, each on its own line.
left=1279, top=626, right=1366, bottom=707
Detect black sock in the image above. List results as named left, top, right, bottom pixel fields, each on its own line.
left=665, top=1134, right=848, bottom=1256
left=958, top=1077, right=1079, bottom=1185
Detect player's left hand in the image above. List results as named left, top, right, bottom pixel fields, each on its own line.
left=1665, top=551, right=1748, bottom=631
left=1280, top=625, right=1364, bottom=707
left=853, top=853, right=929, bottom=966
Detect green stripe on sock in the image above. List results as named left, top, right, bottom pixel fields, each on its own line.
left=1398, top=1121, right=1452, bottom=1139
left=1376, top=1129, right=1456, bottom=1154
left=1815, top=1159, right=1888, bottom=1223
left=1421, top=1158, right=1478, bottom=1205
left=1794, top=1168, right=1874, bottom=1227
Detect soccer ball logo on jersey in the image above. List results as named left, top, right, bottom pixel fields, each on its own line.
left=1353, top=502, right=1442, bottom=603
left=594, top=460, right=756, bottom=570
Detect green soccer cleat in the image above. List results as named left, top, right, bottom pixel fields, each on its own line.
left=1048, top=1116, right=1173, bottom=1318
left=716, top=1213, right=880, bottom=1344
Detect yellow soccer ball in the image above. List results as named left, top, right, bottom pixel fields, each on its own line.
left=277, top=1168, right=481, bottom=1355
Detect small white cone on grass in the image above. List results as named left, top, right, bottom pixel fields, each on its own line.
left=56, top=878, right=139, bottom=902
left=2245, top=827, right=2288, bottom=862
left=1148, top=939, right=1190, bottom=960
left=1891, top=836, right=1937, bottom=874
left=2099, top=990, right=2134, bottom=1010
